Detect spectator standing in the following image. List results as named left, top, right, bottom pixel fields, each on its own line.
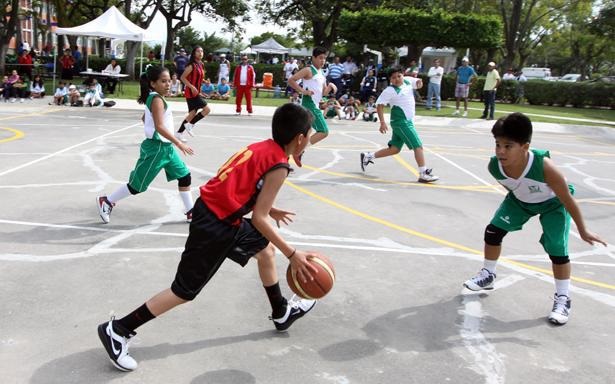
left=359, top=69, right=377, bottom=103
left=453, top=57, right=477, bottom=117
left=481, top=61, right=501, bottom=120
left=514, top=70, right=527, bottom=104
left=72, top=46, right=83, bottom=74
left=342, top=56, right=358, bottom=93
left=233, top=55, right=256, bottom=115
left=326, top=57, right=344, bottom=97
left=60, top=49, right=75, bottom=80
left=18, top=49, right=33, bottom=79
left=102, top=59, right=122, bottom=94
left=173, top=48, right=189, bottom=79
left=217, top=53, right=230, bottom=86
left=283, top=59, right=299, bottom=96
left=426, top=59, right=444, bottom=111
left=502, top=68, right=516, bottom=81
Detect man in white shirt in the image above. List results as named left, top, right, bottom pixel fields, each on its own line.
left=426, top=59, right=444, bottom=110
left=102, top=59, right=121, bottom=94
left=283, top=59, right=298, bottom=96
left=342, top=56, right=358, bottom=90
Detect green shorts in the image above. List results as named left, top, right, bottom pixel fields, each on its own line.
left=490, top=193, right=572, bottom=257
left=128, top=139, right=190, bottom=193
left=388, top=119, right=422, bottom=150
left=302, top=97, right=328, bottom=134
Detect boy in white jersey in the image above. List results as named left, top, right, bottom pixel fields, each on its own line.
left=360, top=66, right=439, bottom=183
left=96, top=66, right=195, bottom=224
left=464, top=113, right=606, bottom=325
left=287, top=47, right=337, bottom=167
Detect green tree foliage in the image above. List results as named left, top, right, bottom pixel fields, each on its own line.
left=255, top=0, right=378, bottom=52
left=339, top=8, right=501, bottom=49
left=176, top=26, right=228, bottom=53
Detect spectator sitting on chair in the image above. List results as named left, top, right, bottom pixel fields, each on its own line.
left=214, top=78, right=230, bottom=100
left=200, top=78, right=215, bottom=99
left=169, top=73, right=182, bottom=97
left=68, top=84, right=81, bottom=106
left=102, top=59, right=121, bottom=94
left=52, top=81, right=68, bottom=105
left=30, top=74, right=45, bottom=98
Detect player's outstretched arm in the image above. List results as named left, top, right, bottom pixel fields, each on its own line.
left=544, top=158, right=607, bottom=246
left=252, top=168, right=319, bottom=281
left=376, top=104, right=388, bottom=134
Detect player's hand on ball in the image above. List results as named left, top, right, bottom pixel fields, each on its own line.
left=290, top=250, right=319, bottom=283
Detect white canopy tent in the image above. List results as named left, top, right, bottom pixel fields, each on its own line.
left=250, top=38, right=288, bottom=62
left=54, top=6, right=166, bottom=84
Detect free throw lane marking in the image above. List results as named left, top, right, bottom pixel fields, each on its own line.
left=0, top=127, right=24, bottom=143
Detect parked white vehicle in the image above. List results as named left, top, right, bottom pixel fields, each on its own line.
left=521, top=67, right=552, bottom=80
left=558, top=74, right=582, bottom=82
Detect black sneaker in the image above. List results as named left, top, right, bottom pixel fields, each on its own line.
left=463, top=268, right=496, bottom=291
left=271, top=295, right=316, bottom=332
left=97, top=318, right=138, bottom=371
left=548, top=294, right=571, bottom=325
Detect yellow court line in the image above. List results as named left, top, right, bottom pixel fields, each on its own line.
left=0, top=127, right=24, bottom=143
left=300, top=163, right=501, bottom=193
left=285, top=180, right=615, bottom=291
left=393, top=154, right=419, bottom=177
left=0, top=108, right=59, bottom=121
left=578, top=199, right=615, bottom=207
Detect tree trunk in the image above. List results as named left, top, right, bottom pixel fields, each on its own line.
left=165, top=20, right=175, bottom=60
left=125, top=41, right=139, bottom=79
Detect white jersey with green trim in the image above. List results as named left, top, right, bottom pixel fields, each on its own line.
left=302, top=65, right=325, bottom=105
left=144, top=91, right=174, bottom=143
left=489, top=149, right=557, bottom=204
left=375, top=77, right=419, bottom=121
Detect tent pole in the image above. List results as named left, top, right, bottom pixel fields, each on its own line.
left=140, top=41, right=144, bottom=76
left=52, top=37, right=57, bottom=91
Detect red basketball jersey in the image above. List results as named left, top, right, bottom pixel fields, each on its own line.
left=184, top=61, right=204, bottom=99
left=200, top=139, right=290, bottom=225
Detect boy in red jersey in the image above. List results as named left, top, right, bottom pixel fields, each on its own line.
left=97, top=103, right=320, bottom=372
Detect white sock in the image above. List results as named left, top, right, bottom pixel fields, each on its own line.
left=483, top=259, right=498, bottom=274
left=418, top=166, right=427, bottom=174
left=179, top=190, right=194, bottom=213
left=107, top=184, right=132, bottom=204
left=554, top=279, right=570, bottom=297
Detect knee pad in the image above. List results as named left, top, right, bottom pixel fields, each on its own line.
left=484, top=224, right=507, bottom=246
left=549, top=255, right=570, bottom=265
left=177, top=173, right=191, bottom=187
left=127, top=183, right=140, bottom=195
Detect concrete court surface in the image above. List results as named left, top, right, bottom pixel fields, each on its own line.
left=1, top=99, right=614, bottom=384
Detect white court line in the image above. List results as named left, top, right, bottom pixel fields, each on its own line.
left=0, top=122, right=141, bottom=177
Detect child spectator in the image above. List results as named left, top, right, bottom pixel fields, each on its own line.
left=68, top=84, right=81, bottom=106
left=289, top=91, right=301, bottom=105
left=324, top=97, right=343, bottom=120
left=12, top=75, right=29, bottom=102
left=83, top=82, right=103, bottom=107
left=0, top=75, right=8, bottom=102
left=344, top=96, right=359, bottom=120
left=6, top=70, right=21, bottom=102
left=169, top=73, right=182, bottom=97
left=51, top=81, right=68, bottom=105
left=362, top=95, right=377, bottom=122
left=200, top=78, right=214, bottom=99
left=30, top=74, right=45, bottom=98
left=213, top=78, right=230, bottom=100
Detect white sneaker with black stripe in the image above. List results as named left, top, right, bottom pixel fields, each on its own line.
left=360, top=152, right=373, bottom=172
left=184, top=122, right=194, bottom=137
left=418, top=168, right=439, bottom=183
left=463, top=268, right=496, bottom=291
left=97, top=318, right=138, bottom=371
left=271, top=295, right=316, bottom=332
left=96, top=196, right=114, bottom=224
left=548, top=294, right=571, bottom=325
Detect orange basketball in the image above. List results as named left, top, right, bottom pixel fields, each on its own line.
left=286, top=253, right=335, bottom=299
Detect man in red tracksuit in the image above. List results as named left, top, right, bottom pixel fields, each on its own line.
left=233, top=55, right=255, bottom=115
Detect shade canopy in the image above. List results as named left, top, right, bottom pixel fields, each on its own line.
left=55, top=6, right=159, bottom=42
left=250, top=38, right=288, bottom=54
